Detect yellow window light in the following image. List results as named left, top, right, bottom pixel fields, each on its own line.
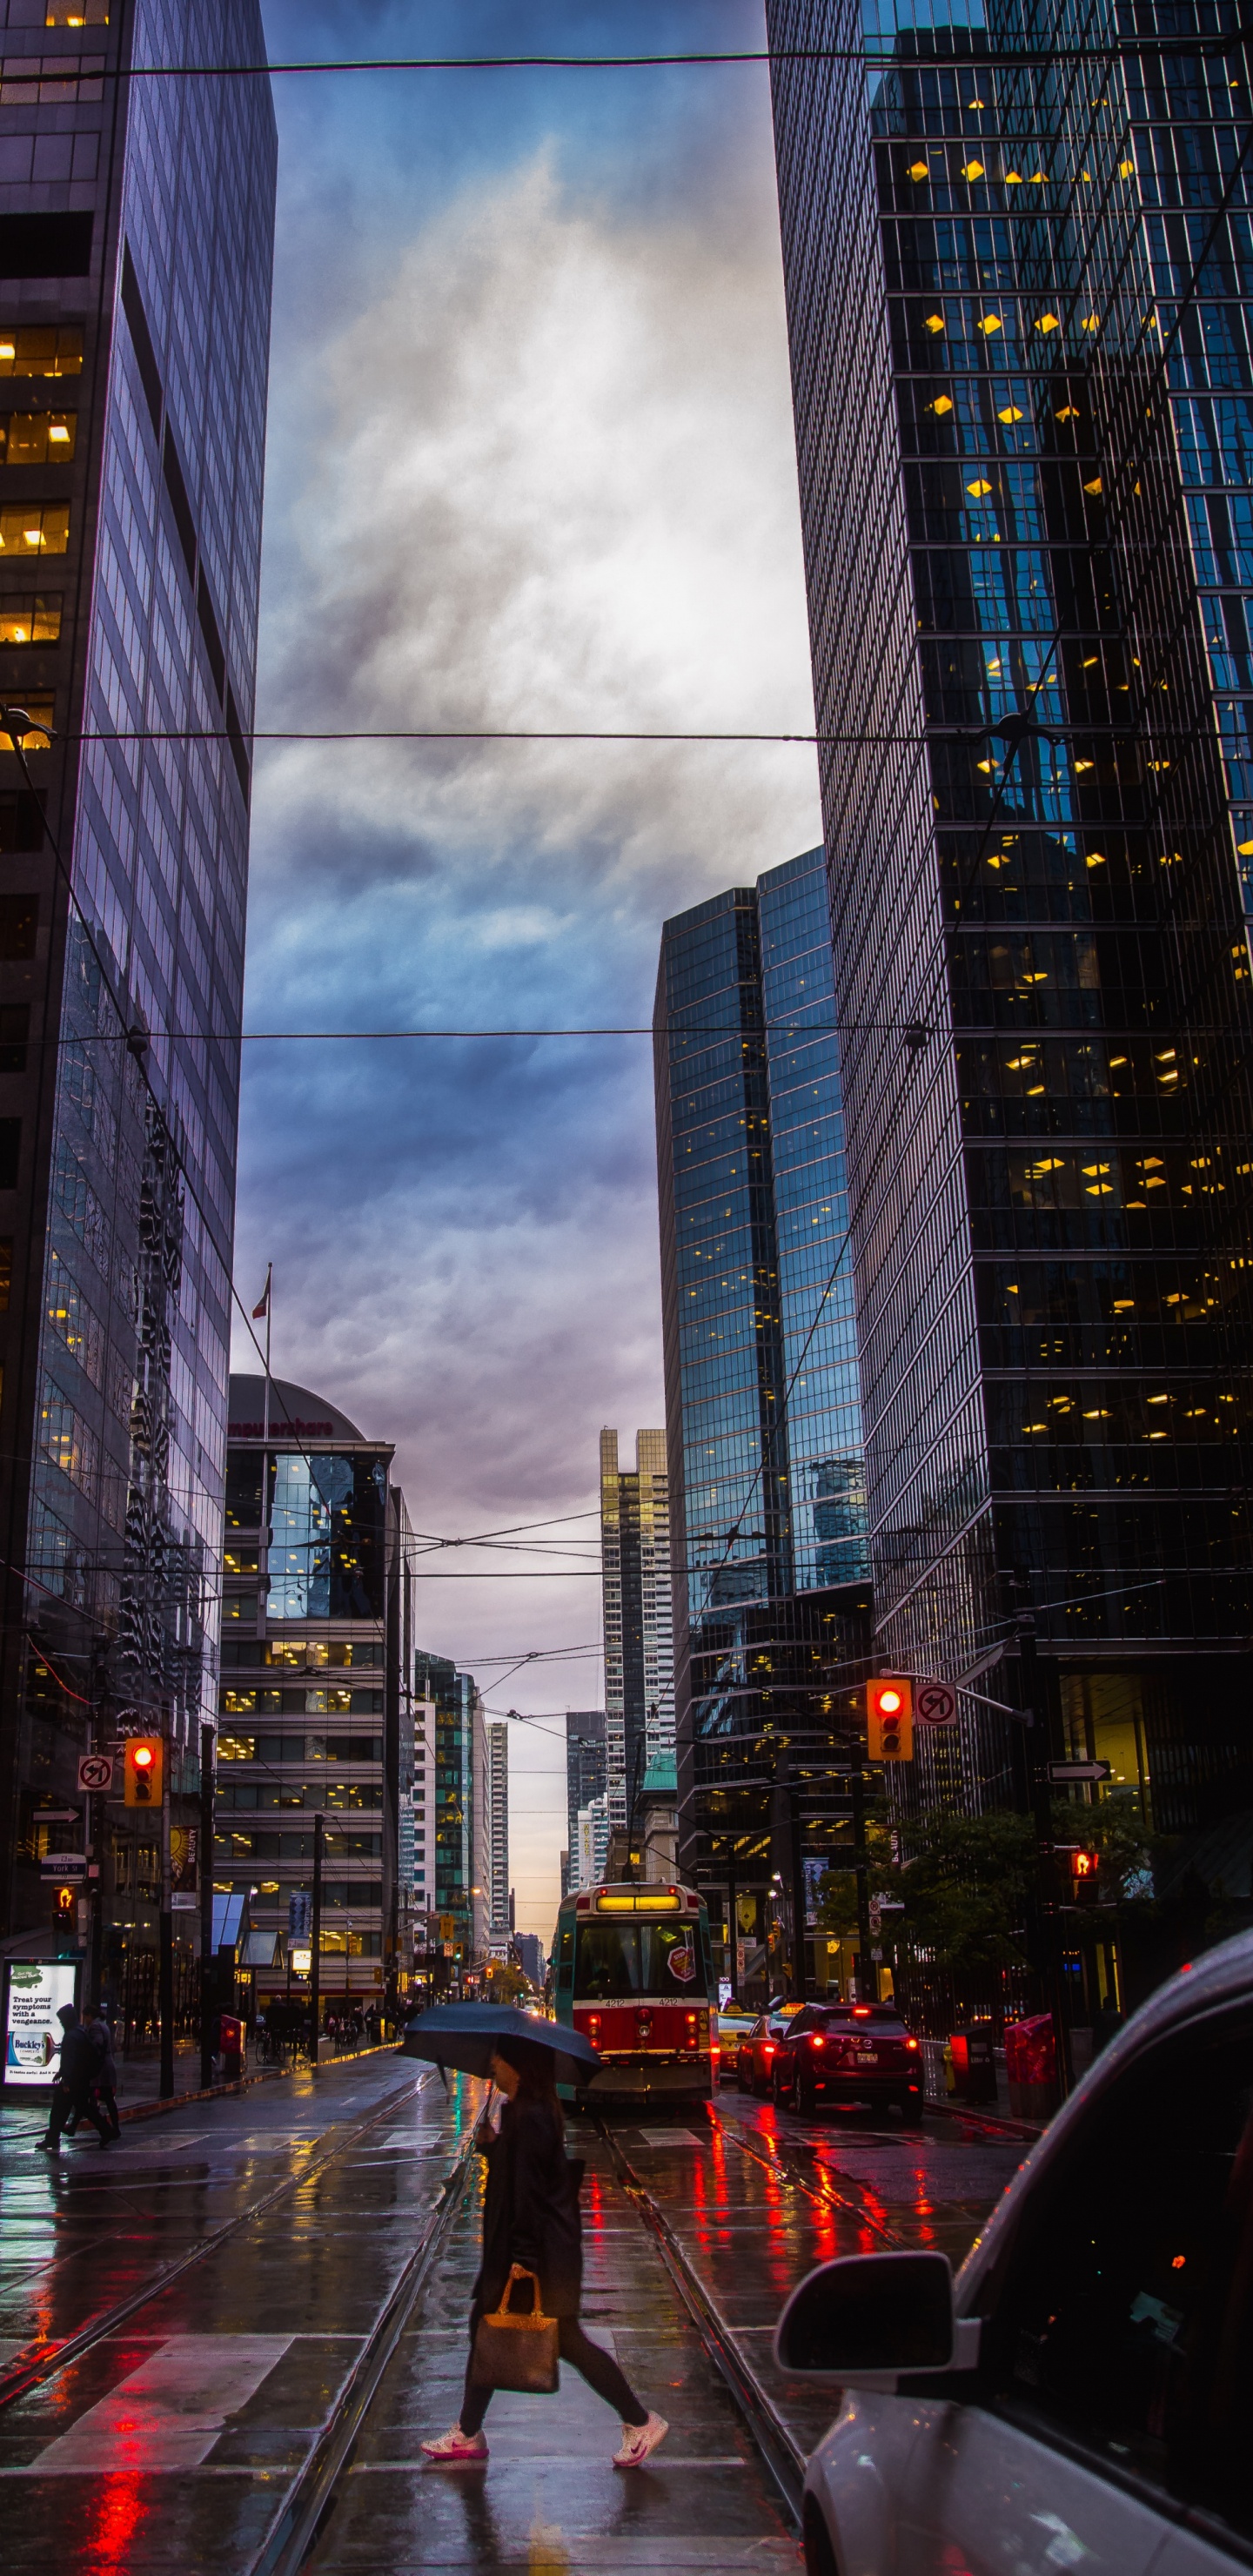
left=909, top=160, right=929, bottom=181
left=1236, top=839, right=1253, bottom=855
left=1005, top=170, right=1022, bottom=184
left=924, top=312, right=946, bottom=334
left=963, top=159, right=985, bottom=179
left=967, top=477, right=994, bottom=495
left=1030, top=170, right=1047, bottom=182
left=976, top=756, right=999, bottom=772
left=1120, top=158, right=1136, bottom=177
left=1085, top=851, right=1107, bottom=867
left=1057, top=405, right=1080, bottom=421
left=968, top=97, right=985, bottom=108
left=1082, top=314, right=1101, bottom=332
left=1084, top=476, right=1103, bottom=495
left=1036, top=312, right=1061, bottom=332
left=1075, top=758, right=1095, bottom=772
left=978, top=313, right=1003, bottom=334
left=998, top=404, right=1024, bottom=422
left=928, top=395, right=954, bottom=414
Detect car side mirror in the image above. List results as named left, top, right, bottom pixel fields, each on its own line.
left=774, top=2251, right=982, bottom=2388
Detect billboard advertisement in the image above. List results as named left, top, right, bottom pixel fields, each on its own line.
left=3, top=1960, right=78, bottom=2086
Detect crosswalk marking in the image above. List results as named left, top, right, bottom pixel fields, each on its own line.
left=30, top=2335, right=292, bottom=2472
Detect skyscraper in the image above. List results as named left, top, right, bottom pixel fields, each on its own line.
left=599, top=1427, right=673, bottom=1841
left=218, top=1377, right=406, bottom=2010
left=0, top=3, right=276, bottom=1946
left=654, top=847, right=870, bottom=1917
left=564, top=1706, right=606, bottom=1889
left=768, top=1, right=1253, bottom=1829
left=414, top=1647, right=484, bottom=1978
left=486, top=1717, right=509, bottom=1952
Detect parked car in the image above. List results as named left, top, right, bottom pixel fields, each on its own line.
left=769, top=2000, right=924, bottom=2122
left=714, top=2002, right=757, bottom=2083
left=736, top=2003, right=803, bottom=2096
left=775, top=1930, right=1253, bottom=2576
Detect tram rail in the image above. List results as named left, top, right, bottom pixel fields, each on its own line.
left=0, top=2061, right=426, bottom=2416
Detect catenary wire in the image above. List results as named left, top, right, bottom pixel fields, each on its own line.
left=88, top=39, right=1253, bottom=74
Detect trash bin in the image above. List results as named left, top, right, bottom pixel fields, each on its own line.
left=1004, top=2011, right=1059, bottom=2121
left=218, top=2012, right=245, bottom=2082
left=948, top=2020, right=998, bottom=2105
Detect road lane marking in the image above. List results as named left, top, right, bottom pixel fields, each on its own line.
left=636, top=2129, right=704, bottom=2145
left=28, top=2333, right=293, bottom=2471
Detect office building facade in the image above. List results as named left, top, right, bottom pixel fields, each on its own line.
left=654, top=848, right=871, bottom=1917
left=0, top=2, right=275, bottom=1958
left=767, top=0, right=1253, bottom=1828
left=564, top=1706, right=606, bottom=1890
left=217, top=1377, right=408, bottom=2004
left=413, top=1646, right=485, bottom=1978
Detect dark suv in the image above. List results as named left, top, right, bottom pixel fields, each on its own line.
left=770, top=2001, right=924, bottom=2121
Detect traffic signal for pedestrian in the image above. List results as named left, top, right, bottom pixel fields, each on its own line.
left=52, top=1882, right=76, bottom=1924
left=1070, top=1848, right=1099, bottom=1887
left=867, top=1677, right=914, bottom=1761
left=124, top=1736, right=164, bottom=1806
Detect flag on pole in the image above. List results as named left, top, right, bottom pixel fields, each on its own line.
left=252, top=1265, right=271, bottom=1321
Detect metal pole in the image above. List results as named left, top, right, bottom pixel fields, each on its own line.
left=199, top=1721, right=214, bottom=2090
left=727, top=1852, right=739, bottom=2000
left=1021, top=1618, right=1073, bottom=2094
left=850, top=1757, right=872, bottom=2000
left=159, top=1724, right=174, bottom=2097
left=311, top=1809, right=324, bottom=2063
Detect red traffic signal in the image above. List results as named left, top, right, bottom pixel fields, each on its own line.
left=124, top=1736, right=164, bottom=1807
left=868, top=1676, right=914, bottom=1761
left=53, top=1882, right=76, bottom=1921
left=1070, top=1848, right=1099, bottom=1883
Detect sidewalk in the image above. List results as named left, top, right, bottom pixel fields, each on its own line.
left=0, top=2037, right=398, bottom=2136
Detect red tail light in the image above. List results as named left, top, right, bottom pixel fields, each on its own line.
left=905, top=2036, right=919, bottom=2051
left=852, top=2004, right=872, bottom=2018
left=762, top=2043, right=774, bottom=2056
left=809, top=2033, right=825, bottom=2049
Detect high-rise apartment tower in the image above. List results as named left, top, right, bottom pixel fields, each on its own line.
left=599, top=1428, right=673, bottom=1837
left=0, top=3, right=276, bottom=1942
left=767, top=0, right=1253, bottom=1829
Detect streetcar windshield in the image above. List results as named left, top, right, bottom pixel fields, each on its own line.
left=574, top=1919, right=707, bottom=2001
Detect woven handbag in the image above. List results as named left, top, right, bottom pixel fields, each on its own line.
left=470, top=2264, right=560, bottom=2393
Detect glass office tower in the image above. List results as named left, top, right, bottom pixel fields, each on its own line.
left=413, top=1647, right=486, bottom=1983
left=0, top=1, right=276, bottom=1949
left=768, top=1, right=1253, bottom=1831
left=654, top=848, right=871, bottom=1929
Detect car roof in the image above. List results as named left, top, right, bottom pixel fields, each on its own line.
left=956, top=1929, right=1253, bottom=2308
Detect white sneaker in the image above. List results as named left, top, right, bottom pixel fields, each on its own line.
left=613, top=2412, right=668, bottom=2468
left=420, top=2425, right=488, bottom=2464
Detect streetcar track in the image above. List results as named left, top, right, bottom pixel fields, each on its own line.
left=244, top=2099, right=488, bottom=2576
left=596, top=2116, right=805, bottom=2526
left=710, top=2103, right=902, bottom=2247
left=0, top=2063, right=431, bottom=2416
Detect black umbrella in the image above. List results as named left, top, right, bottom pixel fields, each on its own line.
left=401, top=2002, right=600, bottom=2090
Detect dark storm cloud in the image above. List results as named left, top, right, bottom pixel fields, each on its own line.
left=244, top=0, right=821, bottom=1921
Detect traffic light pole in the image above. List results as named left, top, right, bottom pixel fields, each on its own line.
left=199, top=1721, right=214, bottom=2090
left=850, top=1756, right=873, bottom=1997
left=311, top=1810, right=324, bottom=2061
left=1019, top=1617, right=1074, bottom=2096
left=159, top=1725, right=174, bottom=2098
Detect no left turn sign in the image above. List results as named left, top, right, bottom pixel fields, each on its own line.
left=915, top=1679, right=958, bottom=1728
left=77, top=1753, right=117, bottom=1793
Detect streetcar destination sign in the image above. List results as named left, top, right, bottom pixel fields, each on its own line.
left=1047, top=1761, right=1112, bottom=1783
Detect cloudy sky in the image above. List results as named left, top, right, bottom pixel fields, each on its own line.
left=237, top=0, right=821, bottom=1932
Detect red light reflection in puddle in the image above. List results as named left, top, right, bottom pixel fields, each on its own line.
left=85, top=2475, right=151, bottom=2574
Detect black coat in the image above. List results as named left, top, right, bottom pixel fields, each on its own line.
left=57, top=2024, right=101, bottom=2093
left=472, top=2096, right=584, bottom=2320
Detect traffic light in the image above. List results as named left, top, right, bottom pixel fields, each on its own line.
left=1070, top=1848, right=1099, bottom=1888
left=124, top=1736, right=164, bottom=1806
left=53, top=1882, right=76, bottom=1925
left=867, top=1676, right=914, bottom=1761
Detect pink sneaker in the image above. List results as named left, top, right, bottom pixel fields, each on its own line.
left=420, top=2425, right=488, bottom=2465
left=613, top=2412, right=668, bottom=2468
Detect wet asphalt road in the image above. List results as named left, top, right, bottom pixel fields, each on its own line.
left=0, top=2059, right=1027, bottom=2572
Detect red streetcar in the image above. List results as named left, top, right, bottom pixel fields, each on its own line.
left=551, top=1879, right=717, bottom=2105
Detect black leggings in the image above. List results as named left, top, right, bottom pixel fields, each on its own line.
left=459, top=2310, right=647, bottom=2435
